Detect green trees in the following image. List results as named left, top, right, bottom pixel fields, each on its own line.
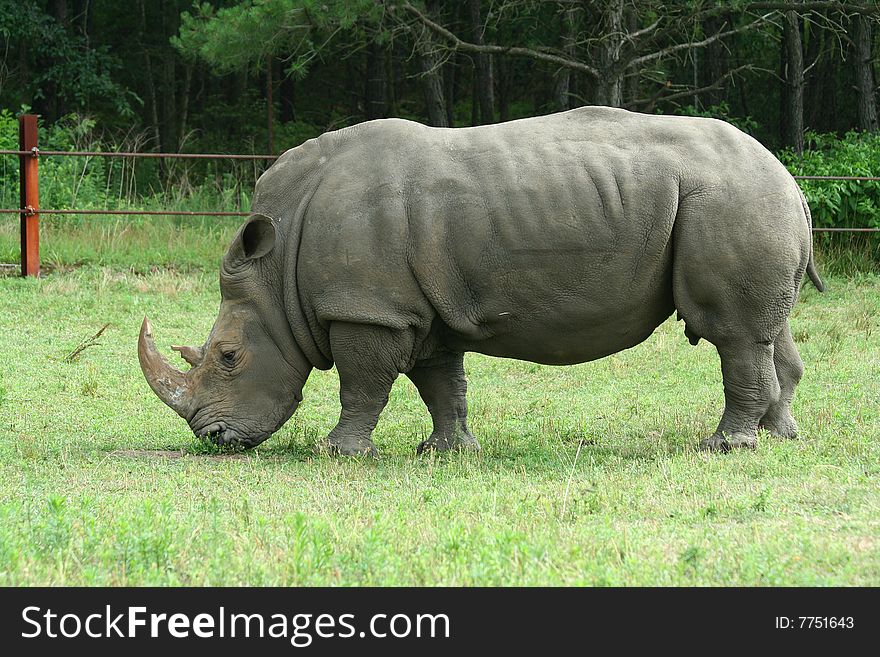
left=0, top=1, right=877, bottom=154
left=0, top=0, right=132, bottom=121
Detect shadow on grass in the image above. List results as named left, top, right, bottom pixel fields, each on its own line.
left=99, top=420, right=732, bottom=474
left=258, top=426, right=703, bottom=472
left=107, top=447, right=251, bottom=461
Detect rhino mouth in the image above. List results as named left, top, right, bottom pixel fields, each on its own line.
left=193, top=421, right=269, bottom=448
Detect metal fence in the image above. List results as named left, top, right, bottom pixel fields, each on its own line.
left=2, top=114, right=878, bottom=277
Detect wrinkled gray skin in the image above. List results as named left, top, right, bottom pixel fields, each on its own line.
left=139, top=107, right=824, bottom=456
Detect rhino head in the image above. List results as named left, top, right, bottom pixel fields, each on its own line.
left=138, top=215, right=313, bottom=447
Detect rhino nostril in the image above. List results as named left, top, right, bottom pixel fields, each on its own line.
left=195, top=422, right=227, bottom=439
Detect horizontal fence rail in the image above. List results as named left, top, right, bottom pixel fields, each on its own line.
left=0, top=149, right=277, bottom=160
left=2, top=114, right=878, bottom=277
left=1, top=208, right=876, bottom=231
left=0, top=208, right=250, bottom=217
left=1, top=147, right=877, bottom=179
left=793, top=175, right=880, bottom=181
left=810, top=227, right=880, bottom=232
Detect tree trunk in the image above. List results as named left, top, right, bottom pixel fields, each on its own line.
left=266, top=59, right=274, bottom=153
left=143, top=54, right=161, bottom=149
left=73, top=0, right=91, bottom=40
left=497, top=56, right=510, bottom=122
left=471, top=62, right=479, bottom=126
left=52, top=0, right=69, bottom=25
left=595, top=0, right=624, bottom=107
left=139, top=0, right=161, bottom=150
left=419, top=48, right=448, bottom=126
left=554, top=7, right=577, bottom=111
left=469, top=0, right=495, bottom=122
left=365, top=41, right=388, bottom=120
left=418, top=1, right=449, bottom=127
left=623, top=7, right=639, bottom=108
left=444, top=52, right=456, bottom=127
left=390, top=38, right=406, bottom=116
left=179, top=62, right=193, bottom=149
left=782, top=10, right=804, bottom=155
left=160, top=0, right=179, bottom=154
left=805, top=14, right=824, bottom=131
left=280, top=72, right=296, bottom=122
left=854, top=13, right=879, bottom=132
left=162, top=53, right=177, bottom=152
left=702, top=15, right=728, bottom=108
left=39, top=0, right=71, bottom=120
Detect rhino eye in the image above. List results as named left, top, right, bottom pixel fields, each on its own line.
left=222, top=350, right=237, bottom=366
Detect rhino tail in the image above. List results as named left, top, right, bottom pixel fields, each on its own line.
left=796, top=183, right=825, bottom=292
left=806, top=254, right=824, bottom=292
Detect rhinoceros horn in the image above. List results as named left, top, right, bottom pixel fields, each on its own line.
left=138, top=316, right=193, bottom=419
left=171, top=344, right=203, bottom=367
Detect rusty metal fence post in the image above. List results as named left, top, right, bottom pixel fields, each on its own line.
left=19, top=114, right=40, bottom=277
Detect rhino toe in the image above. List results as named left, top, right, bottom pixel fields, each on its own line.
left=700, top=432, right=757, bottom=453
left=327, top=437, right=379, bottom=458
left=417, top=432, right=481, bottom=455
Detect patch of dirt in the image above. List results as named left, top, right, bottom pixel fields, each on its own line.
left=110, top=449, right=187, bottom=459
left=198, top=452, right=251, bottom=460
left=0, top=262, right=79, bottom=277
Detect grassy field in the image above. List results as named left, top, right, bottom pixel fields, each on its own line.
left=0, top=220, right=878, bottom=585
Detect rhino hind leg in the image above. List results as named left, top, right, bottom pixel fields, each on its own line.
left=671, top=197, right=807, bottom=452
left=406, top=352, right=480, bottom=455
left=700, top=340, right=781, bottom=452
left=758, top=323, right=804, bottom=439
left=325, top=322, right=413, bottom=457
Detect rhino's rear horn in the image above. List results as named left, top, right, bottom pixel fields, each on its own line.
left=171, top=344, right=203, bottom=367
left=138, top=317, right=193, bottom=420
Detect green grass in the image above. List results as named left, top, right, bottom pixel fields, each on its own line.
left=0, top=213, right=243, bottom=272
left=0, top=227, right=878, bottom=585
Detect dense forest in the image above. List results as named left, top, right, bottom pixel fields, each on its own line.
left=1, top=1, right=879, bottom=237
left=1, top=0, right=878, bottom=153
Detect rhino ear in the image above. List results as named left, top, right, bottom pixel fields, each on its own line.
left=241, top=214, right=276, bottom=259
left=226, top=214, right=276, bottom=269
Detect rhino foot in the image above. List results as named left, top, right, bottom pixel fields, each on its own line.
left=326, top=436, right=379, bottom=458
left=700, top=432, right=757, bottom=453
left=417, top=432, right=480, bottom=455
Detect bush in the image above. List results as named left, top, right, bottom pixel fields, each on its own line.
left=779, top=131, right=880, bottom=230
left=0, top=109, right=112, bottom=212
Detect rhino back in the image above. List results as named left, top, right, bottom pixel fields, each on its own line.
left=295, top=108, right=792, bottom=365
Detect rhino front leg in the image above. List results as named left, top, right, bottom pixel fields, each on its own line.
left=326, top=322, right=410, bottom=457
left=406, top=352, right=480, bottom=455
